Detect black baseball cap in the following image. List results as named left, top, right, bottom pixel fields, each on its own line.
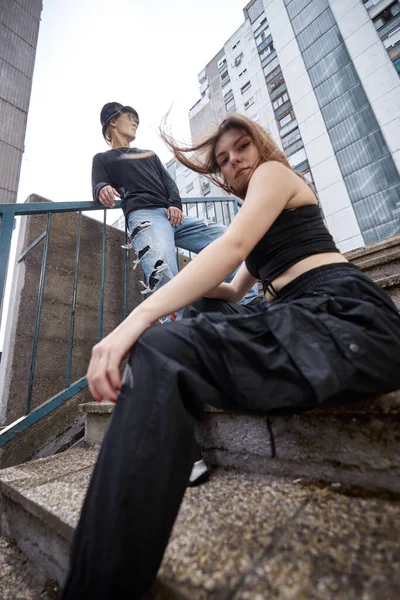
left=100, top=102, right=139, bottom=139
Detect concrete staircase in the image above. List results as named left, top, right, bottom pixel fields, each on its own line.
left=0, top=235, right=400, bottom=598
left=345, top=234, right=400, bottom=307
left=0, top=443, right=399, bottom=599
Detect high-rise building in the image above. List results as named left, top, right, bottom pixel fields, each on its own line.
left=189, top=0, right=400, bottom=252
left=165, top=157, right=234, bottom=226
left=0, top=0, right=43, bottom=204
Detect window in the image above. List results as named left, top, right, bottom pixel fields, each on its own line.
left=273, top=92, right=289, bottom=109
left=166, top=162, right=176, bottom=181
left=247, top=0, right=264, bottom=24
left=186, top=182, right=194, bottom=193
left=225, top=97, right=236, bottom=112
left=218, top=57, right=227, bottom=71
left=221, top=70, right=229, bottom=81
left=238, top=68, right=248, bottom=77
left=373, top=3, right=400, bottom=30
left=281, top=127, right=302, bottom=149
left=256, top=29, right=270, bottom=46
left=232, top=40, right=241, bottom=50
left=241, top=81, right=251, bottom=94
left=278, top=111, right=295, bottom=128
left=234, top=52, right=244, bottom=66
left=221, top=70, right=230, bottom=87
left=304, top=170, right=313, bottom=183
left=259, top=41, right=274, bottom=60
left=281, top=127, right=303, bottom=155
left=251, top=113, right=259, bottom=122
left=253, top=17, right=267, bottom=37
left=388, top=41, right=400, bottom=73
left=266, top=67, right=284, bottom=91
left=244, top=97, right=255, bottom=110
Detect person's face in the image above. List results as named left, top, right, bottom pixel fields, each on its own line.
left=214, top=128, right=260, bottom=198
left=113, top=111, right=139, bottom=141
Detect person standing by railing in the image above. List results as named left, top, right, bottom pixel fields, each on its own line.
left=92, top=102, right=259, bottom=487
left=93, top=102, right=258, bottom=310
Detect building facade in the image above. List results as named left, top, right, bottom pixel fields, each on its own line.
left=188, top=0, right=400, bottom=252
left=0, top=0, right=42, bottom=204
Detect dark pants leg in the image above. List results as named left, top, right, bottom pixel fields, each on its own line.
left=184, top=298, right=268, bottom=463
left=62, top=299, right=300, bottom=600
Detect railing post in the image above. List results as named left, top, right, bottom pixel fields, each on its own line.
left=0, top=212, right=15, bottom=331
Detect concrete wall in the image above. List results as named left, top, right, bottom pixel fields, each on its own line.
left=0, top=0, right=42, bottom=204
left=0, top=195, right=144, bottom=426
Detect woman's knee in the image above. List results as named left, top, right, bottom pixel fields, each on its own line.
left=137, top=321, right=194, bottom=362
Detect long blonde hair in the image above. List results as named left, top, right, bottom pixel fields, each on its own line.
left=161, top=113, right=304, bottom=194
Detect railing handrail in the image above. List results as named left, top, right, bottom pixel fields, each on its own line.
left=0, top=196, right=237, bottom=216
left=0, top=194, right=239, bottom=445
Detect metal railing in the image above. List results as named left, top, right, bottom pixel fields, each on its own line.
left=0, top=196, right=238, bottom=447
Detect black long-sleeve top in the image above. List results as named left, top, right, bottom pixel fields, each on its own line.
left=92, top=147, right=182, bottom=217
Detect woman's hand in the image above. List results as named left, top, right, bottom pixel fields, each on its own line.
left=87, top=313, right=151, bottom=403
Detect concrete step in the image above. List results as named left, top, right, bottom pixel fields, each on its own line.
left=376, top=273, right=400, bottom=307
left=0, top=533, right=59, bottom=599
left=0, top=447, right=399, bottom=599
left=81, top=391, right=400, bottom=494
left=344, top=234, right=400, bottom=308
left=351, top=248, right=400, bottom=280
left=345, top=233, right=400, bottom=263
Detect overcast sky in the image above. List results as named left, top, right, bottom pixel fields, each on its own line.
left=18, top=0, right=250, bottom=205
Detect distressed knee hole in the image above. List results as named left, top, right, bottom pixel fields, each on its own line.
left=138, top=245, right=151, bottom=260
left=131, top=221, right=152, bottom=239
left=140, top=259, right=170, bottom=295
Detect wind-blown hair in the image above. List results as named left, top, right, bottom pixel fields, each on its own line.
left=161, top=113, right=303, bottom=194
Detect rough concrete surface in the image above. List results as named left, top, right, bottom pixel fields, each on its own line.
left=0, top=447, right=98, bottom=586
left=197, top=392, right=400, bottom=494
left=0, top=196, right=144, bottom=426
left=0, top=534, right=59, bottom=599
left=80, top=401, right=114, bottom=444
left=345, top=233, right=400, bottom=307
left=160, top=471, right=400, bottom=599
left=0, top=448, right=399, bottom=599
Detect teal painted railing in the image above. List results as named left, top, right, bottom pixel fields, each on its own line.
left=0, top=197, right=238, bottom=447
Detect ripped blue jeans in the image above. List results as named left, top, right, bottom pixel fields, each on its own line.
left=127, top=208, right=258, bottom=318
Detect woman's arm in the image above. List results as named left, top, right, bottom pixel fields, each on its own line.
left=135, top=161, right=294, bottom=323
left=88, top=161, right=295, bottom=400
left=203, top=263, right=258, bottom=302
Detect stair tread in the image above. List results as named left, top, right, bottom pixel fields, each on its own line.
left=1, top=449, right=400, bottom=598
left=0, top=446, right=98, bottom=542
left=82, top=390, right=400, bottom=417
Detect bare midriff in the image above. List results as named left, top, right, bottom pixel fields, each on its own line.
left=264, top=252, right=348, bottom=302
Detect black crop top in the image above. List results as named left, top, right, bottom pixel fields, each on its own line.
left=245, top=204, right=338, bottom=294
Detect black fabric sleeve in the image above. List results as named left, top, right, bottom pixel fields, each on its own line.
left=154, top=155, right=182, bottom=210
left=92, top=154, right=113, bottom=203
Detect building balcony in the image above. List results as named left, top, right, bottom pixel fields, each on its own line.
left=270, top=81, right=287, bottom=101
left=376, top=13, right=400, bottom=41
left=261, top=50, right=277, bottom=71
left=284, top=138, right=304, bottom=157
left=257, top=36, right=273, bottom=54
left=368, top=0, right=398, bottom=20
